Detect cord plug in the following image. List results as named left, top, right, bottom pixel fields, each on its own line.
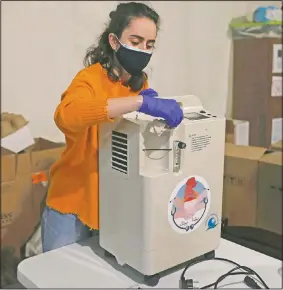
left=179, top=278, right=199, bottom=289
left=244, top=276, right=262, bottom=289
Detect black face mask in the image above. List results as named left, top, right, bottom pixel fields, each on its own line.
left=115, top=40, right=152, bottom=76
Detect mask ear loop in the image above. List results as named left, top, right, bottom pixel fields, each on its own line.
left=109, top=33, right=120, bottom=52
left=111, top=33, right=153, bottom=54
left=115, top=35, right=132, bottom=52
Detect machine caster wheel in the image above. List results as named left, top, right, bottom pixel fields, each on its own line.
left=144, top=274, right=160, bottom=287
left=103, top=250, right=115, bottom=258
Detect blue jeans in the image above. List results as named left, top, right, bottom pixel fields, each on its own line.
left=41, top=207, right=93, bottom=253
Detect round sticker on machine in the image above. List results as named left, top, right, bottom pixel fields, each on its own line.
left=168, top=176, right=211, bottom=234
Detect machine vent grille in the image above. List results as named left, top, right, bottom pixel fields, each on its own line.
left=190, top=134, right=211, bottom=152
left=111, top=131, right=128, bottom=174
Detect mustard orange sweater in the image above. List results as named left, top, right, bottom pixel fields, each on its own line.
left=46, top=63, right=148, bottom=229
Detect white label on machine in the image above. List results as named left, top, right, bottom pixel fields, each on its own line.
left=168, top=176, right=211, bottom=234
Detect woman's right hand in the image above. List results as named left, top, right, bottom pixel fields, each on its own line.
left=138, top=95, right=183, bottom=127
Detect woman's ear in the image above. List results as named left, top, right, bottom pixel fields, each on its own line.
left=108, top=33, right=119, bottom=51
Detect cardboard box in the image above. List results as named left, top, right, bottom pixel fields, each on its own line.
left=1, top=175, right=47, bottom=288
left=1, top=113, right=34, bottom=153
left=1, top=148, right=16, bottom=183
left=225, top=119, right=249, bottom=146
left=1, top=138, right=64, bottom=180
left=1, top=138, right=65, bottom=288
left=271, top=140, right=282, bottom=151
left=232, top=38, right=282, bottom=148
left=222, top=143, right=267, bottom=227
left=257, top=151, right=282, bottom=235
left=1, top=176, right=38, bottom=256
left=1, top=112, right=28, bottom=138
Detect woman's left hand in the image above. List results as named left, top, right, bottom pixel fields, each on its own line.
left=139, top=88, right=158, bottom=98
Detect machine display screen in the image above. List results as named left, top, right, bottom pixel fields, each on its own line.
left=184, top=112, right=210, bottom=120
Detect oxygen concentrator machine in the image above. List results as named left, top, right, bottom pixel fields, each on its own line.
left=99, top=95, right=226, bottom=285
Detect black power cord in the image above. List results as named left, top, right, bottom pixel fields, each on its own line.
left=179, top=256, right=269, bottom=289
left=203, top=265, right=269, bottom=289
left=244, top=276, right=263, bottom=289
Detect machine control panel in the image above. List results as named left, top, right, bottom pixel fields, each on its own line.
left=184, top=111, right=217, bottom=120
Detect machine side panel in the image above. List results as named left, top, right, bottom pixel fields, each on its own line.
left=99, top=120, right=144, bottom=268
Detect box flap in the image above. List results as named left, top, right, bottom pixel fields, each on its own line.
left=30, top=138, right=65, bottom=172
left=225, top=143, right=266, bottom=160
left=32, top=138, right=64, bottom=151
left=2, top=138, right=65, bottom=180
left=1, top=147, right=14, bottom=156
left=1, top=124, right=34, bottom=153
left=259, top=151, right=282, bottom=166
left=27, top=138, right=64, bottom=151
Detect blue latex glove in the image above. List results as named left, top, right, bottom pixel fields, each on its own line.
left=139, top=88, right=158, bottom=98
left=138, top=95, right=183, bottom=127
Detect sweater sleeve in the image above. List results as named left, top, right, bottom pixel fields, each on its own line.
left=54, top=72, right=113, bottom=135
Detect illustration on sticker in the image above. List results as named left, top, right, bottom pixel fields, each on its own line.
left=168, top=176, right=211, bottom=234
left=206, top=214, right=218, bottom=231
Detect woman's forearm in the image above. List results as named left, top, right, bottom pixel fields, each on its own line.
left=107, top=96, right=143, bottom=119
left=55, top=93, right=143, bottom=135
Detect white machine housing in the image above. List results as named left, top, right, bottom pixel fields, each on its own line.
left=99, top=95, right=226, bottom=276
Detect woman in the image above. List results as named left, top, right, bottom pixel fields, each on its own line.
left=41, top=2, right=183, bottom=252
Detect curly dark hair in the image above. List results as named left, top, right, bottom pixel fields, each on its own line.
left=83, top=2, right=160, bottom=92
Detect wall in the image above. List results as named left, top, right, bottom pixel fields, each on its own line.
left=2, top=1, right=281, bottom=142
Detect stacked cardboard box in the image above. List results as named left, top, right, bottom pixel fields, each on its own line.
left=232, top=38, right=282, bottom=148
left=223, top=143, right=265, bottom=228
left=223, top=121, right=282, bottom=235
left=228, top=37, right=282, bottom=233
left=257, top=151, right=282, bottom=234
left=1, top=113, right=65, bottom=287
